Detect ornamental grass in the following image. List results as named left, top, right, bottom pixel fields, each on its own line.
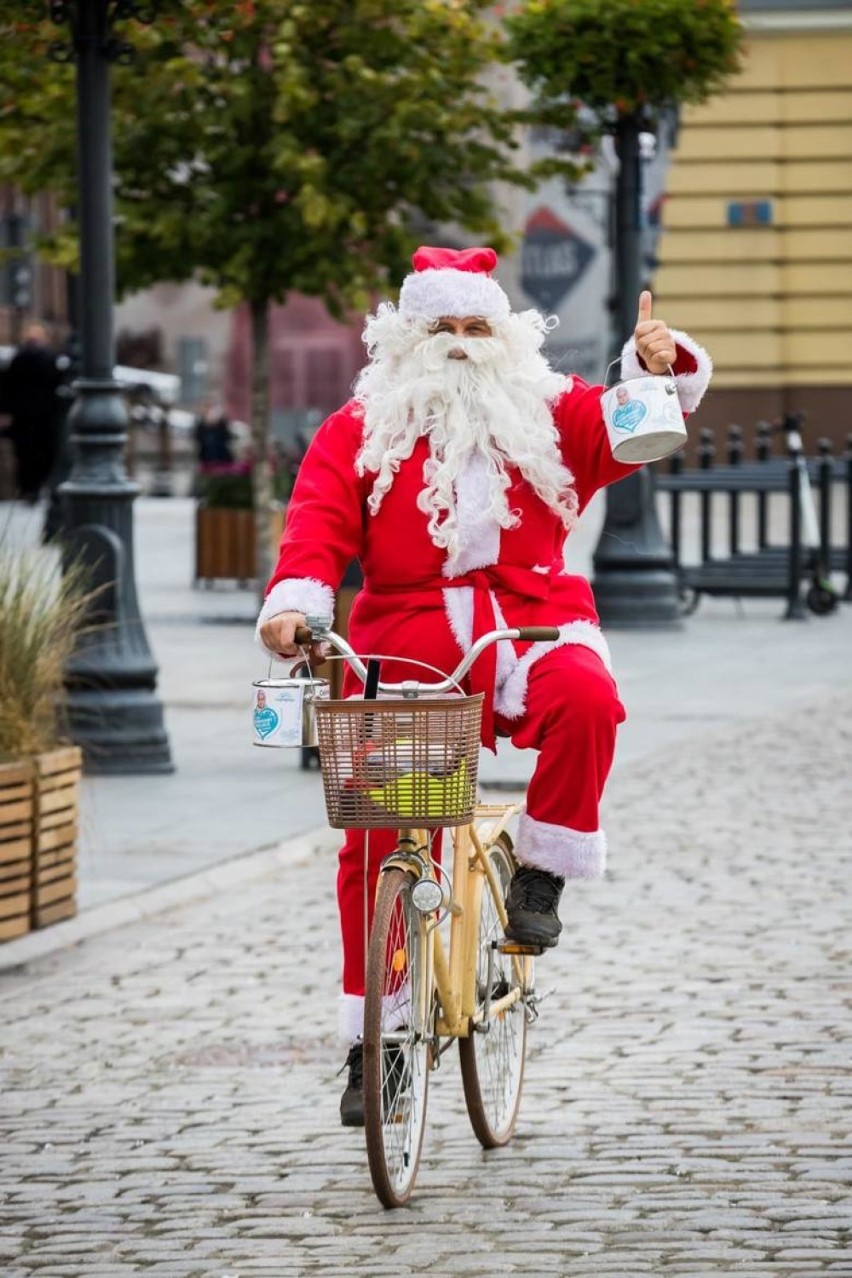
left=0, top=546, right=92, bottom=762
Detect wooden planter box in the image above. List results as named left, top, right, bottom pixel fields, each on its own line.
left=0, top=746, right=81, bottom=942
left=195, top=505, right=285, bottom=585
left=32, top=747, right=82, bottom=930
left=0, top=761, right=34, bottom=942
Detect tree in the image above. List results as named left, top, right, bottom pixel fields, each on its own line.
left=0, top=1, right=581, bottom=584
left=507, top=0, right=743, bottom=625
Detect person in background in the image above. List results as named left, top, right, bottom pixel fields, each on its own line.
left=2, top=323, right=63, bottom=503
left=193, top=398, right=234, bottom=467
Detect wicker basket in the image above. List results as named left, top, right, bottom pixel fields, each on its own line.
left=314, top=694, right=483, bottom=829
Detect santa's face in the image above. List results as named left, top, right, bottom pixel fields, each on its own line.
left=430, top=315, right=493, bottom=360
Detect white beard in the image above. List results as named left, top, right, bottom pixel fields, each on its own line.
left=353, top=306, right=579, bottom=567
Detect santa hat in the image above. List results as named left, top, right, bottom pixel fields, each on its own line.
left=398, top=245, right=511, bottom=323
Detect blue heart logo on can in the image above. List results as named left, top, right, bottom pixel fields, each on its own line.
left=253, top=706, right=280, bottom=741
left=611, top=399, right=648, bottom=434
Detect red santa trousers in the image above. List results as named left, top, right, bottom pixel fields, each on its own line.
left=337, top=643, right=625, bottom=1040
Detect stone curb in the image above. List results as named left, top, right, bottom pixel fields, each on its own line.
left=0, top=825, right=333, bottom=974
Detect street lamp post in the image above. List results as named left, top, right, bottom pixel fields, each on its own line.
left=591, top=112, right=681, bottom=626
left=49, top=0, right=173, bottom=773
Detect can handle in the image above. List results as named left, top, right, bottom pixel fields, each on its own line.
left=603, top=356, right=676, bottom=388
left=266, top=624, right=320, bottom=692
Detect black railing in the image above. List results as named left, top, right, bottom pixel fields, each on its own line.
left=656, top=418, right=851, bottom=618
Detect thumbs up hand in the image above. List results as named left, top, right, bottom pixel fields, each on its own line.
left=633, top=290, right=676, bottom=375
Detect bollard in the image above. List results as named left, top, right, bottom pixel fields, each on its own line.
left=669, top=449, right=684, bottom=568
left=755, top=421, right=772, bottom=547
left=728, top=424, right=743, bottom=557
left=845, top=434, right=852, bottom=602
left=699, top=427, right=714, bottom=563
left=784, top=449, right=808, bottom=620
left=755, top=420, right=772, bottom=463
left=817, top=439, right=833, bottom=574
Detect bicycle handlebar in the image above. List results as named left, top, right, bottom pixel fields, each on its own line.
left=293, top=620, right=559, bottom=696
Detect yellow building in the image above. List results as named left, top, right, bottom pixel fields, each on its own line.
left=655, top=0, right=852, bottom=441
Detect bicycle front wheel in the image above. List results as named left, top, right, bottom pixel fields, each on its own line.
left=459, top=832, right=529, bottom=1148
left=363, top=867, right=432, bottom=1208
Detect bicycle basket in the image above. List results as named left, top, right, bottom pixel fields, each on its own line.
left=313, top=694, right=483, bottom=829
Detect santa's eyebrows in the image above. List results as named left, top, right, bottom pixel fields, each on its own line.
left=430, top=316, right=492, bottom=332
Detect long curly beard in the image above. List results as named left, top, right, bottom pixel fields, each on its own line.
left=353, top=306, right=579, bottom=567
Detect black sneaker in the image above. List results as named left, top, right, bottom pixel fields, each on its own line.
left=339, top=1041, right=364, bottom=1127
left=504, top=864, right=565, bottom=949
left=339, top=1039, right=407, bottom=1127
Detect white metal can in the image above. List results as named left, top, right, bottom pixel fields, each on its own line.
left=251, top=677, right=329, bottom=748
left=601, top=373, right=687, bottom=464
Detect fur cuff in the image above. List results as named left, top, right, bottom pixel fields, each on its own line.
left=620, top=329, right=713, bottom=414
left=255, top=577, right=335, bottom=655
left=339, top=993, right=365, bottom=1043
left=516, top=812, right=607, bottom=879
left=338, top=985, right=410, bottom=1043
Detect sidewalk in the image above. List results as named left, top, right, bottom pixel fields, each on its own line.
left=1, top=493, right=850, bottom=958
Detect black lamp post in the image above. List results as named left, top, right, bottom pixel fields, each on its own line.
left=49, top=0, right=173, bottom=774
left=591, top=113, right=681, bottom=626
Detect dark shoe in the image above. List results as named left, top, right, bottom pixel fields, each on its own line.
left=504, top=864, right=565, bottom=949
left=339, top=1041, right=364, bottom=1127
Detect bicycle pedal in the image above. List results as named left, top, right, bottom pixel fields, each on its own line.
left=498, top=939, right=544, bottom=956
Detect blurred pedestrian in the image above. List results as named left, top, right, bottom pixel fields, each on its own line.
left=2, top=323, right=63, bottom=503
left=193, top=398, right=234, bottom=467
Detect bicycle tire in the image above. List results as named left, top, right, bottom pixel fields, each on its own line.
left=363, top=866, right=431, bottom=1208
left=459, top=832, right=529, bottom=1148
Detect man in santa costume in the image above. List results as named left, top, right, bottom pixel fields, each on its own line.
left=257, top=245, right=712, bottom=1125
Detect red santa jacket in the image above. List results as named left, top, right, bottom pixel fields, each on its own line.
left=258, top=333, right=711, bottom=747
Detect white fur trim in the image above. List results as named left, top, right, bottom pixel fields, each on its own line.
left=494, top=620, right=613, bottom=721
left=399, top=267, right=511, bottom=323
left=338, top=984, right=411, bottom=1042
left=255, top=577, right=335, bottom=655
left=339, top=993, right=365, bottom=1043
left=516, top=811, right=607, bottom=879
left=443, top=585, right=474, bottom=654
left=444, top=451, right=501, bottom=576
left=620, top=330, right=713, bottom=414
left=442, top=586, right=516, bottom=692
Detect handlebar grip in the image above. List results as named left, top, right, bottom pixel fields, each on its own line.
left=294, top=626, right=313, bottom=645
left=516, top=626, right=560, bottom=642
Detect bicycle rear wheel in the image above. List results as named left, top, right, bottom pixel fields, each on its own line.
left=459, top=832, right=529, bottom=1148
left=363, top=866, right=432, bottom=1208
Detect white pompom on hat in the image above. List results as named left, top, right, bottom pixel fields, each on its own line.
left=398, top=245, right=511, bottom=323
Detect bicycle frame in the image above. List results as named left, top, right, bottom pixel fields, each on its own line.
left=383, top=801, right=532, bottom=1045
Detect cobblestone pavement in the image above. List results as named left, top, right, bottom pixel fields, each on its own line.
left=1, top=693, right=851, bottom=1277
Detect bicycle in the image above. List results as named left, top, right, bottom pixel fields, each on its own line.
left=294, top=616, right=560, bottom=1208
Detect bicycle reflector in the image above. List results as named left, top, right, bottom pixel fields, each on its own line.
left=411, top=877, right=444, bottom=915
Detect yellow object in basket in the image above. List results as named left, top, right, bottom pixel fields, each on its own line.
left=367, top=759, right=472, bottom=819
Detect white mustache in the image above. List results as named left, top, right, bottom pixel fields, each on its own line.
left=413, top=331, right=505, bottom=371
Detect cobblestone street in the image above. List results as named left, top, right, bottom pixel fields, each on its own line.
left=1, top=692, right=851, bottom=1276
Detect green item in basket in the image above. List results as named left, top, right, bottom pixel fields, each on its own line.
left=367, top=758, right=472, bottom=819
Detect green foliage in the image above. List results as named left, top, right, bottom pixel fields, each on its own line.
left=197, top=463, right=292, bottom=510
left=0, top=1, right=580, bottom=309
left=0, top=548, right=93, bottom=760
left=507, top=0, right=743, bottom=122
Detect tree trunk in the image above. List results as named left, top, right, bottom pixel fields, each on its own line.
left=249, top=296, right=274, bottom=599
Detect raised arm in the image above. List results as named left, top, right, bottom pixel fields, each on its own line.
left=556, top=293, right=712, bottom=509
